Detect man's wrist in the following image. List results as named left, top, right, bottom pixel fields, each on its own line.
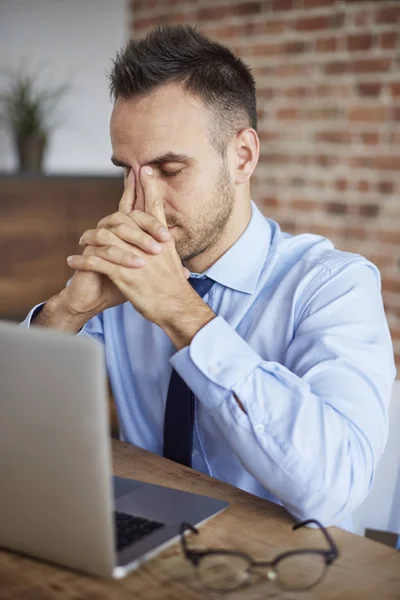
left=32, top=292, right=97, bottom=333
left=156, top=292, right=216, bottom=350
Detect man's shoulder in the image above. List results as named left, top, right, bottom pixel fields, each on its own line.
left=268, top=220, right=375, bottom=279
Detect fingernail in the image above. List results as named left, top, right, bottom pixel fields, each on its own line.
left=159, top=227, right=170, bottom=239
left=143, top=166, right=153, bottom=176
left=134, top=257, right=146, bottom=266
left=66, top=256, right=74, bottom=264
left=150, top=241, right=163, bottom=253
left=78, top=236, right=84, bottom=245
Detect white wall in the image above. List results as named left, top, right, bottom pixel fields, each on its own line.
left=352, top=380, right=400, bottom=536
left=0, top=0, right=128, bottom=173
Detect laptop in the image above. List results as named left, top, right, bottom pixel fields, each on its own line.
left=0, top=320, right=228, bottom=578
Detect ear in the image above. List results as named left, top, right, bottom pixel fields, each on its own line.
left=232, top=128, right=259, bottom=185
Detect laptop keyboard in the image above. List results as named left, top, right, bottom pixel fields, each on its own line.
left=114, top=511, right=166, bottom=552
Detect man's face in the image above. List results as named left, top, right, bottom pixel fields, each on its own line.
left=110, top=83, right=236, bottom=264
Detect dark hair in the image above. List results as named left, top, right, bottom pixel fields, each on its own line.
left=108, top=24, right=257, bottom=155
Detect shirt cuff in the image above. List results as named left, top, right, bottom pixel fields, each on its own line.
left=19, top=303, right=46, bottom=328
left=19, top=302, right=87, bottom=337
left=169, top=315, right=261, bottom=410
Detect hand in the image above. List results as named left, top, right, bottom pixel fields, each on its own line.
left=66, top=166, right=195, bottom=325
left=60, top=171, right=139, bottom=318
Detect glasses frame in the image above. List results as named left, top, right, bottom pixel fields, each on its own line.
left=179, top=518, right=339, bottom=593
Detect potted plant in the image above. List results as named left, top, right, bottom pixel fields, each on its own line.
left=0, top=66, right=69, bottom=173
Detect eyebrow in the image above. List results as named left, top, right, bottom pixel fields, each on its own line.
left=111, top=152, right=195, bottom=169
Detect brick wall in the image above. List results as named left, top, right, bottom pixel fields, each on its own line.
left=130, top=0, right=400, bottom=371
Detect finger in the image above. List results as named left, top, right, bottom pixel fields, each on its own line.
left=118, top=169, right=135, bottom=215
left=79, top=244, right=146, bottom=268
left=182, top=266, right=190, bottom=279
left=96, top=211, right=170, bottom=243
left=66, top=253, right=144, bottom=278
left=140, top=166, right=167, bottom=227
left=79, top=226, right=162, bottom=255
left=97, top=211, right=132, bottom=230
left=128, top=210, right=171, bottom=242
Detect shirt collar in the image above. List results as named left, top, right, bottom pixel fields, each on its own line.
left=200, top=201, right=271, bottom=295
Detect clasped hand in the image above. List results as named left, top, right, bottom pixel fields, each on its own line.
left=67, top=166, right=191, bottom=324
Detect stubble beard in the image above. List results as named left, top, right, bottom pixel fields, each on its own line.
left=174, top=161, right=235, bottom=264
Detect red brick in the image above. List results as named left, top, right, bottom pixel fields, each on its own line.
left=257, top=87, right=275, bottom=99
left=285, top=41, right=308, bottom=54
left=285, top=86, right=307, bottom=98
left=357, top=82, right=382, bottom=97
left=389, top=131, right=400, bottom=144
left=381, top=279, right=400, bottom=293
left=349, top=106, right=387, bottom=121
left=303, top=0, right=335, bottom=6
left=358, top=203, right=379, bottom=218
left=305, top=107, right=341, bottom=120
left=367, top=254, right=395, bottom=269
left=347, top=33, right=373, bottom=51
left=258, top=130, right=281, bottom=141
left=374, top=156, right=400, bottom=170
left=380, top=31, right=398, bottom=50
left=375, top=230, right=400, bottom=243
left=334, top=178, right=348, bottom=191
left=325, top=61, right=347, bottom=75
left=392, top=107, right=400, bottom=121
left=376, top=6, right=400, bottom=24
left=291, top=198, right=319, bottom=211
left=261, top=196, right=279, bottom=208
left=351, top=156, right=400, bottom=170
left=254, top=19, right=286, bottom=34
left=390, top=82, right=400, bottom=97
left=295, top=15, right=327, bottom=31
left=134, top=16, right=161, bottom=29
left=361, top=132, right=379, bottom=145
left=357, top=180, right=370, bottom=192
left=314, top=154, right=339, bottom=167
left=344, top=226, right=367, bottom=240
left=354, top=9, right=371, bottom=27
left=271, top=0, right=294, bottom=10
left=316, top=130, right=351, bottom=144
left=350, top=58, right=392, bottom=74
left=253, top=42, right=282, bottom=57
left=378, top=181, right=394, bottom=195
left=326, top=202, right=347, bottom=214
left=273, top=64, right=313, bottom=77
left=259, top=152, right=290, bottom=164
left=316, top=37, right=337, bottom=52
left=197, top=2, right=261, bottom=20
left=276, top=108, right=299, bottom=120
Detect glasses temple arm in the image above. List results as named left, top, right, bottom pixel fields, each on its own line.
left=293, top=519, right=339, bottom=556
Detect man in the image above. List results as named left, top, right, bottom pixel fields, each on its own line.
left=22, top=25, right=395, bottom=530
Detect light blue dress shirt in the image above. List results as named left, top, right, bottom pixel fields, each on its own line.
left=22, top=201, right=396, bottom=530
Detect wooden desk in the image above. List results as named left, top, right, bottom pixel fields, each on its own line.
left=0, top=440, right=399, bottom=599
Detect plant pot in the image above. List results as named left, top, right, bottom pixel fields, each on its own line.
left=15, top=134, right=47, bottom=173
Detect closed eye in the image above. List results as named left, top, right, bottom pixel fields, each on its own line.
left=159, top=169, right=182, bottom=178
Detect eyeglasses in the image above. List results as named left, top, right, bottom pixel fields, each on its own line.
left=179, top=519, right=339, bottom=593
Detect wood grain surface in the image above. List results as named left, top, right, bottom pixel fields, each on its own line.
left=0, top=440, right=399, bottom=599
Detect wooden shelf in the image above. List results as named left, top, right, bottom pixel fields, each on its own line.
left=0, top=175, right=123, bottom=321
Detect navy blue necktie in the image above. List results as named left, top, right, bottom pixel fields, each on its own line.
left=162, top=276, right=215, bottom=467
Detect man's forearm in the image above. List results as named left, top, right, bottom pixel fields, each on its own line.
left=31, top=292, right=97, bottom=333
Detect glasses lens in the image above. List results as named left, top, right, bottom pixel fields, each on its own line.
left=196, top=553, right=251, bottom=592
left=275, top=552, right=327, bottom=591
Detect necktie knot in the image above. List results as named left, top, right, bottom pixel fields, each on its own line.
left=189, top=276, right=214, bottom=299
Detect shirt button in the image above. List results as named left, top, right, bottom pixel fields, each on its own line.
left=255, top=424, right=264, bottom=434
left=209, top=364, right=220, bottom=375
left=192, top=449, right=199, bottom=457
